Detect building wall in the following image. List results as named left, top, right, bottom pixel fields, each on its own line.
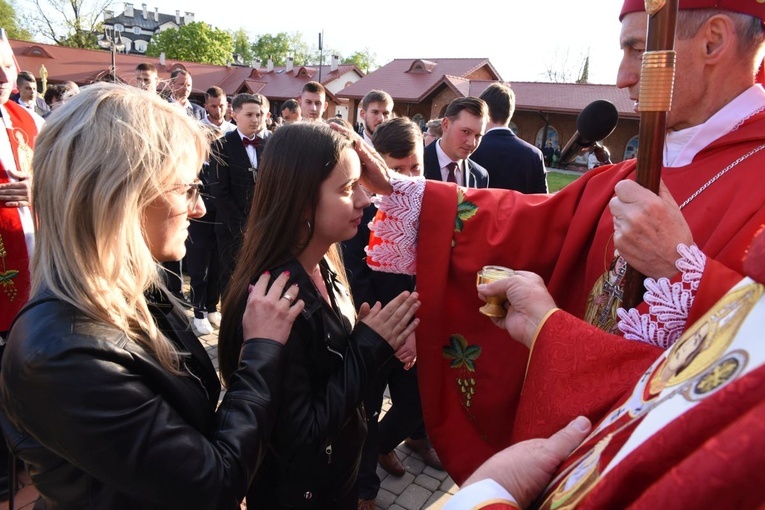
left=513, top=110, right=638, bottom=166
left=429, top=87, right=458, bottom=120
left=465, top=67, right=495, bottom=80
left=324, top=69, right=361, bottom=95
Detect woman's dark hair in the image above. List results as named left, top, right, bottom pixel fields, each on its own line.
left=218, top=122, right=354, bottom=385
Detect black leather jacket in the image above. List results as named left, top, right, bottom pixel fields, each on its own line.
left=245, top=258, right=394, bottom=509
left=0, top=288, right=284, bottom=510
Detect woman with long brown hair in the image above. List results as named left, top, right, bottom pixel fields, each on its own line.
left=218, top=122, right=419, bottom=509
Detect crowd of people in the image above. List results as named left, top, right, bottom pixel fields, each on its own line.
left=0, top=0, right=763, bottom=508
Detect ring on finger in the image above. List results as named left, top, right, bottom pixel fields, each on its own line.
left=281, top=294, right=293, bottom=303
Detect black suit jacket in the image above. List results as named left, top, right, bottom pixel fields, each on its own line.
left=209, top=130, right=267, bottom=240
left=188, top=102, right=206, bottom=121
left=423, top=141, right=489, bottom=188
left=168, top=97, right=206, bottom=121
left=470, top=129, right=548, bottom=193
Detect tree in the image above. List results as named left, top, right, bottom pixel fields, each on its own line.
left=344, top=48, right=377, bottom=74
left=250, top=32, right=293, bottom=67
left=576, top=53, right=590, bottom=84
left=541, top=47, right=588, bottom=83
left=289, top=32, right=313, bottom=66
left=146, top=22, right=234, bottom=66
left=230, top=27, right=253, bottom=65
left=27, top=0, right=111, bottom=48
left=0, top=0, right=32, bottom=40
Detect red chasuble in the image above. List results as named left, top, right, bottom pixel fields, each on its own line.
left=528, top=277, right=765, bottom=509
left=414, top=111, right=765, bottom=484
left=0, top=102, right=37, bottom=331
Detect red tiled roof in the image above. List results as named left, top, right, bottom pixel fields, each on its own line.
left=337, top=58, right=502, bottom=102
left=11, top=39, right=362, bottom=102
left=508, top=82, right=637, bottom=119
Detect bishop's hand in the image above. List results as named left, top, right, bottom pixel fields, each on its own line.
left=0, top=179, right=31, bottom=208
left=477, top=271, right=557, bottom=349
left=328, top=122, right=393, bottom=195
left=461, top=416, right=592, bottom=508
left=609, top=179, right=693, bottom=279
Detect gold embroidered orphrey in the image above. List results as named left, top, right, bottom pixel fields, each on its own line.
left=540, top=281, right=762, bottom=509
left=12, top=128, right=34, bottom=177
left=0, top=233, right=20, bottom=302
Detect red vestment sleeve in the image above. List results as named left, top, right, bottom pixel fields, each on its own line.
left=512, top=310, right=661, bottom=443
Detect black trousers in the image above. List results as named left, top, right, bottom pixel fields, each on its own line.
left=357, top=358, right=426, bottom=500
left=186, top=221, right=220, bottom=319
left=215, top=227, right=241, bottom=300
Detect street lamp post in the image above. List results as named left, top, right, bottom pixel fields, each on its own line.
left=98, top=27, right=125, bottom=82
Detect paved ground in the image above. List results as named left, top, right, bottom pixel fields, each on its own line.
left=1, top=309, right=457, bottom=510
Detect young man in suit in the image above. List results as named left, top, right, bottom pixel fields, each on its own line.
left=359, top=89, right=393, bottom=145
left=298, top=80, right=327, bottom=122
left=209, top=93, right=269, bottom=297
left=185, top=87, right=235, bottom=335
left=471, top=83, right=548, bottom=193
left=14, top=71, right=49, bottom=118
left=424, top=97, right=490, bottom=188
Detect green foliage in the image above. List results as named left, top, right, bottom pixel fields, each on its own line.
left=248, top=31, right=344, bottom=69
left=146, top=22, right=234, bottom=66
left=230, top=27, right=253, bottom=65
left=344, top=49, right=377, bottom=74
left=291, top=31, right=317, bottom=66
left=0, top=0, right=32, bottom=40
left=250, top=32, right=292, bottom=66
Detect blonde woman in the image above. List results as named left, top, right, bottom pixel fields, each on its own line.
left=0, top=83, right=302, bottom=509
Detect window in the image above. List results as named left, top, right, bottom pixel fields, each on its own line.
left=133, top=26, right=141, bottom=35
left=509, top=121, right=519, bottom=136
left=135, top=40, right=147, bottom=53
left=535, top=127, right=559, bottom=150
left=624, top=135, right=639, bottom=160
left=114, top=23, right=124, bottom=32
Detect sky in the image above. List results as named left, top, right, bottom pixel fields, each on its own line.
left=141, top=0, right=626, bottom=84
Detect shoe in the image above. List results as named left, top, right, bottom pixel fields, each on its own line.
left=194, top=317, right=214, bottom=335
left=405, top=437, right=444, bottom=471
left=357, top=498, right=376, bottom=510
left=207, top=311, right=221, bottom=328
left=377, top=450, right=405, bottom=477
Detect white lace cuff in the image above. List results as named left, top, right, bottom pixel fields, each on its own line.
left=365, top=175, right=425, bottom=275
left=617, top=244, right=706, bottom=349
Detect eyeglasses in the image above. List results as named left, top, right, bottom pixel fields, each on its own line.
left=166, top=181, right=203, bottom=207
